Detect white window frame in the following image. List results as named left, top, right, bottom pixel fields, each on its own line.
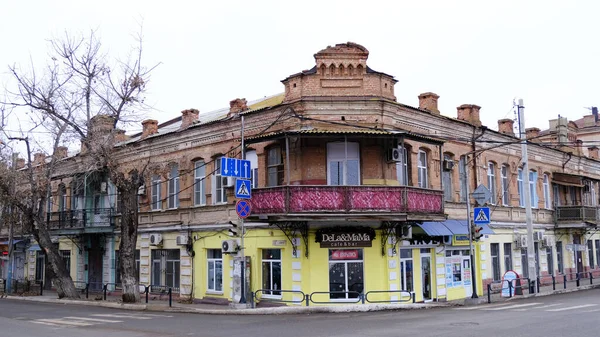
left=213, top=158, right=227, bottom=204
left=262, top=249, right=282, bottom=298
left=487, top=162, right=497, bottom=205
left=501, top=165, right=510, bottom=206
left=168, top=165, right=180, bottom=209
left=194, top=161, right=206, bottom=206
left=543, top=174, right=551, bottom=209
left=529, top=170, right=537, bottom=209
left=396, top=145, right=408, bottom=186
left=328, top=249, right=364, bottom=301
left=245, top=150, right=259, bottom=189
left=417, top=150, right=428, bottom=188
left=517, top=169, right=524, bottom=207
left=327, top=142, right=360, bottom=186
left=151, top=175, right=162, bottom=210
left=207, top=249, right=223, bottom=293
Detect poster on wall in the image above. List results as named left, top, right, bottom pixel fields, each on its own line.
left=463, top=259, right=471, bottom=287
left=445, top=257, right=463, bottom=288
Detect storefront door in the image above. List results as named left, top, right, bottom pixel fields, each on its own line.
left=399, top=249, right=413, bottom=294
left=421, top=250, right=432, bottom=301
left=573, top=235, right=584, bottom=274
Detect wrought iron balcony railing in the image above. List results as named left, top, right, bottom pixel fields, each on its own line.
left=556, top=205, right=599, bottom=223
left=250, top=185, right=444, bottom=216
left=47, top=208, right=115, bottom=230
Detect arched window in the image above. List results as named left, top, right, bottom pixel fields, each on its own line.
left=396, top=145, right=409, bottom=186
left=58, top=184, right=67, bottom=212
left=194, top=160, right=206, bottom=206
left=487, top=162, right=497, bottom=204
left=151, top=174, right=162, bottom=210
left=442, top=153, right=454, bottom=202
left=517, top=169, right=524, bottom=207
left=459, top=156, right=467, bottom=202
left=501, top=165, right=510, bottom=206
left=543, top=174, right=551, bottom=209
left=168, top=164, right=180, bottom=209
left=529, top=170, right=538, bottom=208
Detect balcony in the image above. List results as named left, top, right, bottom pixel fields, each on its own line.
left=556, top=205, right=599, bottom=224
left=250, top=185, right=444, bottom=220
left=47, top=208, right=115, bottom=233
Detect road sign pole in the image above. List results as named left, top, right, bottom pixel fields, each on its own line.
left=464, top=157, right=478, bottom=299
left=239, top=115, right=247, bottom=304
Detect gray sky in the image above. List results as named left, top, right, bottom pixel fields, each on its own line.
left=2, top=0, right=599, bottom=138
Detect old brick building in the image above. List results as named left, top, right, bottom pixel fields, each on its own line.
left=22, top=42, right=600, bottom=304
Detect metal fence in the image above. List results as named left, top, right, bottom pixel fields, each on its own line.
left=250, top=288, right=414, bottom=308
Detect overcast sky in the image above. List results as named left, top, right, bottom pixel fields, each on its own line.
left=2, top=0, right=599, bottom=138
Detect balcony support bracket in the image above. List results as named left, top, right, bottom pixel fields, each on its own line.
left=272, top=221, right=309, bottom=258
left=379, top=221, right=406, bottom=257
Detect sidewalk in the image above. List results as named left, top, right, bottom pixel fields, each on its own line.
left=1, top=290, right=448, bottom=315
left=485, top=276, right=600, bottom=303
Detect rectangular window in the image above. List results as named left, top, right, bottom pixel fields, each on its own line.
left=529, top=171, right=538, bottom=208
left=417, top=150, right=428, bottom=188
left=487, top=162, right=497, bottom=205
left=596, top=240, right=600, bottom=269
left=556, top=241, right=564, bottom=274
left=442, top=154, right=453, bottom=202
left=546, top=246, right=554, bottom=276
left=491, top=243, right=500, bottom=281
left=396, top=146, right=409, bottom=186
left=207, top=249, right=223, bottom=292
left=168, top=165, right=179, bottom=209
left=459, top=156, right=467, bottom=202
left=151, top=175, right=161, bottom=210
left=399, top=249, right=413, bottom=292
left=151, top=249, right=180, bottom=291
left=543, top=174, right=551, bottom=209
left=327, top=142, right=360, bottom=186
left=60, top=250, right=71, bottom=274
left=214, top=158, right=227, bottom=204
left=35, top=251, right=44, bottom=282
left=517, top=169, right=524, bottom=207
left=245, top=150, right=259, bottom=189
left=194, top=161, right=206, bottom=206
left=501, top=165, right=510, bottom=206
left=267, top=147, right=284, bottom=187
left=503, top=243, right=512, bottom=273
left=329, top=249, right=364, bottom=299
left=521, top=248, right=528, bottom=278
left=588, top=240, right=595, bottom=268
left=262, top=249, right=282, bottom=297
left=115, top=249, right=141, bottom=285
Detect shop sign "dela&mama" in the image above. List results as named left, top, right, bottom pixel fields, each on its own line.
left=316, top=227, right=376, bottom=248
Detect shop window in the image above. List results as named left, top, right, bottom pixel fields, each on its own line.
left=207, top=249, right=223, bottom=292
left=491, top=243, right=500, bottom=282
left=327, top=142, right=360, bottom=186
left=151, top=249, right=180, bottom=291
left=267, top=147, right=284, bottom=187
left=60, top=250, right=71, bottom=274
left=168, top=164, right=180, bottom=209
left=417, top=150, right=428, bottom=188
left=487, top=162, right=497, bottom=205
left=546, top=246, right=554, bottom=276
left=194, top=160, right=207, bottom=206
left=151, top=175, right=162, bottom=210
left=399, top=249, right=413, bottom=292
left=501, top=165, right=510, bottom=206
left=556, top=241, right=564, bottom=274
left=262, top=249, right=281, bottom=297
left=328, top=249, right=363, bottom=299
left=503, top=243, right=512, bottom=273
left=245, top=150, right=259, bottom=189
left=213, top=158, right=228, bottom=204
left=396, top=145, right=409, bottom=186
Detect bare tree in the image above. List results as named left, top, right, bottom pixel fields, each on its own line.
left=3, top=29, right=158, bottom=302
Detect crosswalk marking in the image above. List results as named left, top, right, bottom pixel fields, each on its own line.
left=140, top=313, right=174, bottom=318
left=483, top=302, right=542, bottom=311
left=35, top=319, right=93, bottom=326
left=92, top=314, right=153, bottom=320
left=546, top=304, right=598, bottom=312
left=31, top=321, right=61, bottom=327
left=584, top=309, right=600, bottom=313
left=63, top=316, right=123, bottom=323
left=455, top=303, right=516, bottom=310
left=531, top=303, right=562, bottom=309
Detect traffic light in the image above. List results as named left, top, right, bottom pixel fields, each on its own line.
left=471, top=224, right=483, bottom=241
left=228, top=221, right=239, bottom=237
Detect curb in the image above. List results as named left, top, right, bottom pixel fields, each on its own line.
left=1, top=295, right=450, bottom=315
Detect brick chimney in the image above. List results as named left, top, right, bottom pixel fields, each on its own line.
left=498, top=119, right=515, bottom=136
left=33, top=153, right=46, bottom=166
left=418, top=92, right=440, bottom=114
left=588, top=146, right=599, bottom=159
left=114, top=129, right=129, bottom=143
left=141, top=120, right=158, bottom=140
left=16, top=158, right=25, bottom=169
left=576, top=139, right=583, bottom=155
left=54, top=146, right=68, bottom=160
left=180, top=109, right=200, bottom=130
left=229, top=98, right=248, bottom=116
left=525, top=127, right=540, bottom=141
left=457, top=104, right=481, bottom=126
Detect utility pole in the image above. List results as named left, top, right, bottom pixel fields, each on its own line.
left=6, top=152, right=18, bottom=294
left=239, top=115, right=247, bottom=304
left=463, top=157, right=478, bottom=298
left=518, top=99, right=537, bottom=291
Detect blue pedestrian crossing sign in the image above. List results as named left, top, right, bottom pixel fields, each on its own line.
left=473, top=207, right=490, bottom=225
left=235, top=179, right=252, bottom=199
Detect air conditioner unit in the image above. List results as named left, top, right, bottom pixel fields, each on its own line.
left=149, top=234, right=163, bottom=246
left=543, top=236, right=554, bottom=247
left=221, top=239, right=239, bottom=254
left=534, top=231, right=544, bottom=242
left=137, top=184, right=146, bottom=196
left=443, top=159, right=455, bottom=171
left=516, top=235, right=528, bottom=248
left=388, top=148, right=401, bottom=162
left=225, top=176, right=235, bottom=188
left=396, top=225, right=412, bottom=239
left=176, top=235, right=189, bottom=245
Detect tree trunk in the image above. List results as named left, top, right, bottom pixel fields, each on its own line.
left=118, top=180, right=140, bottom=303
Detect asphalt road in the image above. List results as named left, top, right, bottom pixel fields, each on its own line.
left=2, top=290, right=600, bottom=337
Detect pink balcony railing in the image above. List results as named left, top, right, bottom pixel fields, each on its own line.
left=250, top=185, right=444, bottom=215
